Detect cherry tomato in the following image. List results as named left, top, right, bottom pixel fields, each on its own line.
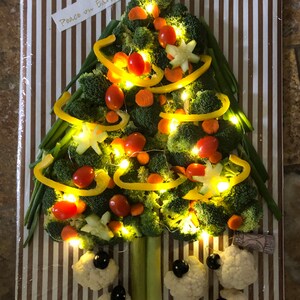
left=158, top=25, right=177, bottom=48
left=196, top=136, right=219, bottom=158
left=52, top=201, right=78, bottom=220
left=61, top=225, right=78, bottom=241
left=124, top=132, right=146, bottom=157
left=128, top=52, right=145, bottom=76
left=72, top=166, right=95, bottom=188
left=105, top=84, right=125, bottom=110
left=186, top=163, right=206, bottom=182
left=109, top=194, right=131, bottom=217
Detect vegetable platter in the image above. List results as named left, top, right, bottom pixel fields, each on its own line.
left=16, top=0, right=284, bottom=299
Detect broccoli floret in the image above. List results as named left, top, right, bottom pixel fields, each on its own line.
left=144, top=132, right=168, bottom=151
left=140, top=208, right=163, bottom=236
left=155, top=0, right=174, bottom=11
left=68, top=143, right=102, bottom=169
left=78, top=68, right=111, bottom=106
left=132, top=27, right=154, bottom=50
left=122, top=215, right=142, bottom=239
left=122, top=1, right=154, bottom=32
left=51, top=158, right=76, bottom=186
left=44, top=219, right=66, bottom=242
left=152, top=47, right=170, bottom=70
left=130, top=102, right=162, bottom=136
left=166, top=3, right=188, bottom=16
left=147, top=152, right=171, bottom=179
left=66, top=95, right=107, bottom=123
left=188, top=66, right=220, bottom=92
left=222, top=181, right=258, bottom=214
left=193, top=202, right=229, bottom=236
left=174, top=180, right=197, bottom=197
left=168, top=151, right=199, bottom=168
left=182, top=14, right=207, bottom=54
left=161, top=193, right=190, bottom=230
left=42, top=187, right=61, bottom=214
left=214, top=120, right=243, bottom=154
left=171, top=229, right=200, bottom=242
left=81, top=188, right=118, bottom=217
left=189, top=90, right=222, bottom=114
left=238, top=201, right=263, bottom=232
left=167, top=123, right=205, bottom=153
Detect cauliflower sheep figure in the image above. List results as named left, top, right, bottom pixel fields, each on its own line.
left=98, top=285, right=131, bottom=300
left=215, top=244, right=258, bottom=290
left=72, top=251, right=118, bottom=291
left=164, top=256, right=208, bottom=300
left=220, top=288, right=247, bottom=300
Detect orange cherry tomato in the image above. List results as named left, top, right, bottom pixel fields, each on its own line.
left=61, top=225, right=78, bottom=241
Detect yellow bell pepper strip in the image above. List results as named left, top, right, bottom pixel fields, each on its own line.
left=182, top=187, right=212, bottom=201
left=93, top=35, right=164, bottom=87
left=159, top=93, right=230, bottom=122
left=148, top=54, right=212, bottom=94
left=113, top=166, right=187, bottom=191
left=53, top=91, right=130, bottom=131
left=229, top=154, right=251, bottom=186
left=34, top=154, right=110, bottom=196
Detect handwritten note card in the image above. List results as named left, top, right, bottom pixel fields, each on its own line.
left=52, top=0, right=120, bottom=32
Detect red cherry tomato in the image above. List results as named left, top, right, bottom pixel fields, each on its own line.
left=72, top=166, right=95, bottom=188
left=186, top=163, right=206, bottom=182
left=61, top=225, right=78, bottom=241
left=52, top=201, right=78, bottom=220
left=128, top=52, right=145, bottom=76
left=124, top=132, right=146, bottom=157
left=105, top=84, right=125, bottom=110
left=196, top=136, right=219, bottom=158
left=158, top=25, right=177, bottom=48
left=109, top=194, right=131, bottom=217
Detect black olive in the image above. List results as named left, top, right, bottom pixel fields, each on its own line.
left=111, top=285, right=126, bottom=300
left=206, top=253, right=221, bottom=270
left=172, top=259, right=189, bottom=278
left=93, top=251, right=110, bottom=269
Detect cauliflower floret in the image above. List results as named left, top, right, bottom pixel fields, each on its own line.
left=220, top=289, right=247, bottom=300
left=164, top=256, right=208, bottom=300
left=72, top=251, right=118, bottom=291
left=215, top=245, right=257, bottom=290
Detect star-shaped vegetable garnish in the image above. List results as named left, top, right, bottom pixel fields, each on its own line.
left=192, top=162, right=224, bottom=196
left=73, top=124, right=108, bottom=155
left=166, top=40, right=200, bottom=73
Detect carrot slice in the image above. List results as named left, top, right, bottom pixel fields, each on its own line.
left=147, top=173, right=164, bottom=184
left=208, top=151, right=222, bottom=164
left=76, top=199, right=87, bottom=214
left=152, top=4, right=160, bottom=18
left=158, top=118, right=171, bottom=134
left=137, top=151, right=150, bottom=165
left=113, top=51, right=128, bottom=68
left=135, top=89, right=154, bottom=107
left=158, top=94, right=167, bottom=106
left=106, top=110, right=120, bottom=123
left=202, top=119, right=219, bottom=134
left=130, top=203, right=145, bottom=216
left=128, top=6, right=148, bottom=20
left=227, top=214, right=243, bottom=230
left=108, top=220, right=123, bottom=232
left=164, top=67, right=183, bottom=83
left=175, top=108, right=186, bottom=114
left=107, top=69, right=122, bottom=83
left=153, top=17, right=166, bottom=30
left=107, top=177, right=116, bottom=189
left=61, top=225, right=78, bottom=241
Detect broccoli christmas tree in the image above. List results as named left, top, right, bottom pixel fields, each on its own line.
left=24, top=0, right=281, bottom=299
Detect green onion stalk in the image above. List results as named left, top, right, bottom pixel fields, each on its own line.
left=24, top=20, right=120, bottom=247
left=200, top=17, right=281, bottom=220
